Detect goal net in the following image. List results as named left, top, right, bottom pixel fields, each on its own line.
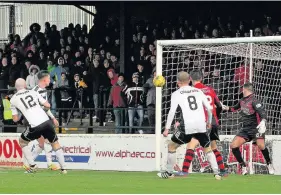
left=155, top=36, right=281, bottom=174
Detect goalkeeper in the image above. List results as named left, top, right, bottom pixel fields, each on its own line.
left=222, top=82, right=274, bottom=175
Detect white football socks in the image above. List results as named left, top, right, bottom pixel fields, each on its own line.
left=22, top=146, right=35, bottom=166
left=44, top=143, right=53, bottom=166
left=206, top=151, right=219, bottom=175
left=54, top=147, right=66, bottom=170
left=167, top=151, right=176, bottom=173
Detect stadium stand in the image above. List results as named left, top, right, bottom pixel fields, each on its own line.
left=0, top=2, right=280, bottom=135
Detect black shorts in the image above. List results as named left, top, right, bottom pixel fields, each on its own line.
left=171, top=129, right=211, bottom=148
left=236, top=126, right=265, bottom=142
left=21, top=120, right=58, bottom=143
left=209, top=125, right=220, bottom=141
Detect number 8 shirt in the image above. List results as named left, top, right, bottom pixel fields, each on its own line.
left=165, top=86, right=212, bottom=134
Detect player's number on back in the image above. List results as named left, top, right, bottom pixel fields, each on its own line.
left=187, top=96, right=198, bottom=110
left=20, top=95, right=37, bottom=109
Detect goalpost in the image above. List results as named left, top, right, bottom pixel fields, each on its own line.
left=155, top=34, right=281, bottom=174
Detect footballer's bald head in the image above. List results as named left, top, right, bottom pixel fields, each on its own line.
left=15, top=78, right=27, bottom=91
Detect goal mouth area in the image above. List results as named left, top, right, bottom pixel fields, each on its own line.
left=155, top=35, right=281, bottom=172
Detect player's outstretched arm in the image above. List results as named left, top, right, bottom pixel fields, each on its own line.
left=221, top=101, right=240, bottom=112
left=164, top=93, right=178, bottom=136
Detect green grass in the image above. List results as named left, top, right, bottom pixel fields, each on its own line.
left=0, top=169, right=280, bottom=194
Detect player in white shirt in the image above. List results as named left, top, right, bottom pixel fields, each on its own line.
left=157, top=71, right=221, bottom=180
left=10, top=78, right=67, bottom=174
left=22, top=71, right=59, bottom=171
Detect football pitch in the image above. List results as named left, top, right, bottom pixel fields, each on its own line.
left=0, top=169, right=280, bottom=194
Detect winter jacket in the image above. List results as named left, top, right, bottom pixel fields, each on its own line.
left=143, top=77, right=156, bottom=106
left=50, top=65, right=68, bottom=83
left=55, top=78, right=71, bottom=101
left=125, top=82, right=145, bottom=107
left=26, top=65, right=40, bottom=89
left=47, top=64, right=55, bottom=73
left=0, top=65, right=10, bottom=89
left=69, top=65, right=85, bottom=80
left=108, top=82, right=128, bottom=108
left=9, top=64, right=22, bottom=87
left=107, top=69, right=118, bottom=86
left=85, top=66, right=102, bottom=94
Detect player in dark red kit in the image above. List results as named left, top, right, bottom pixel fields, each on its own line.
left=222, top=82, right=274, bottom=175
left=189, top=70, right=226, bottom=175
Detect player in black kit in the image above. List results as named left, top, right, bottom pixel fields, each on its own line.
left=222, top=82, right=274, bottom=175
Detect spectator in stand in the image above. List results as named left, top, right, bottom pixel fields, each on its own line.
left=143, top=68, right=156, bottom=133
left=0, top=57, right=10, bottom=90
left=232, top=59, right=250, bottom=104
left=136, top=64, right=148, bottom=85
left=148, top=55, right=156, bottom=75
left=26, top=65, right=40, bottom=89
left=21, top=59, right=32, bottom=79
left=50, top=57, right=69, bottom=84
left=85, top=59, right=102, bottom=120
left=100, top=49, right=106, bottom=62
left=110, top=54, right=120, bottom=73
left=8, top=57, right=22, bottom=88
left=47, top=59, right=55, bottom=73
left=126, top=72, right=145, bottom=134
left=106, top=52, right=111, bottom=62
left=63, top=52, right=71, bottom=68
left=112, top=39, right=120, bottom=58
left=108, top=73, right=128, bottom=134
left=38, top=50, right=47, bottom=70
left=85, top=48, right=93, bottom=67
left=101, top=36, right=112, bottom=52
left=54, top=72, right=72, bottom=126
left=70, top=58, right=85, bottom=82
left=107, top=69, right=118, bottom=86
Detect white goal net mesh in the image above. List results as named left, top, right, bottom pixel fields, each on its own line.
left=161, top=42, right=281, bottom=135
left=160, top=41, right=281, bottom=174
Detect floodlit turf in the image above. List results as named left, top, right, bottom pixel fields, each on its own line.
left=0, top=169, right=280, bottom=194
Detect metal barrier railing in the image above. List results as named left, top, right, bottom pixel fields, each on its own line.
left=0, top=106, right=156, bottom=134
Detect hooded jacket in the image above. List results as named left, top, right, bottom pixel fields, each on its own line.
left=26, top=65, right=40, bottom=89
left=107, top=68, right=118, bottom=86
left=50, top=58, right=69, bottom=83
left=108, top=81, right=128, bottom=108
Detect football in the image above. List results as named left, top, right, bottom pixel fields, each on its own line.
left=153, top=75, right=166, bottom=87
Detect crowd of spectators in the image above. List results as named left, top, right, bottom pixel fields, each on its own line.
left=0, top=11, right=281, bottom=134
left=128, top=15, right=281, bottom=134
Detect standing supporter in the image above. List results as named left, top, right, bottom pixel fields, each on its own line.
left=108, top=73, right=128, bottom=134
left=143, top=69, right=156, bottom=133
left=9, top=57, right=22, bottom=88
left=0, top=57, right=10, bottom=90
left=126, top=72, right=145, bottom=134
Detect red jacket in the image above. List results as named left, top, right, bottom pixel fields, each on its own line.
left=108, top=82, right=128, bottom=108
left=107, top=69, right=118, bottom=86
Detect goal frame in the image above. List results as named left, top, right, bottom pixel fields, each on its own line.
left=155, top=35, right=281, bottom=172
